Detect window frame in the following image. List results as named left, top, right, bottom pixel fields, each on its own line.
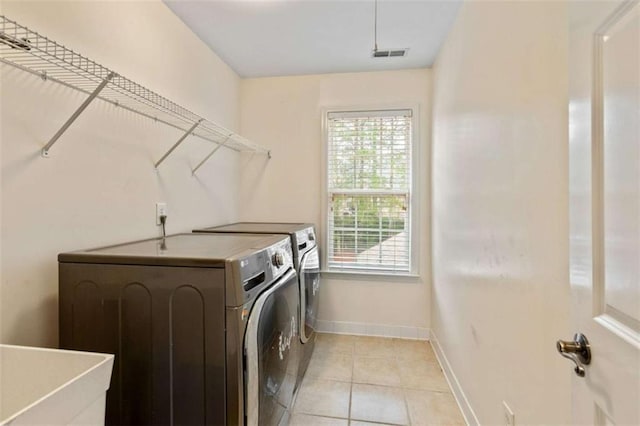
left=321, top=105, right=420, bottom=277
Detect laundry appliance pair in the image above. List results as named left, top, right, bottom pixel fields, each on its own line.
left=58, top=222, right=320, bottom=426
left=195, top=222, right=321, bottom=387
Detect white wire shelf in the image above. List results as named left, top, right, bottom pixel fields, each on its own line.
left=0, top=15, right=270, bottom=171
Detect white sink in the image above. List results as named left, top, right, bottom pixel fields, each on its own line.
left=0, top=344, right=114, bottom=426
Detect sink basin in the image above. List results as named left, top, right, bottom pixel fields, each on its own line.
left=0, top=344, right=114, bottom=425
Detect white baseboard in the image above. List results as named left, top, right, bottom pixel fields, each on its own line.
left=316, top=320, right=429, bottom=340
left=430, top=330, right=479, bottom=426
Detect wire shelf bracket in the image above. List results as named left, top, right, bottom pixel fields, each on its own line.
left=192, top=134, right=232, bottom=175
left=0, top=15, right=271, bottom=167
left=41, top=72, right=115, bottom=158
left=155, top=119, right=203, bottom=168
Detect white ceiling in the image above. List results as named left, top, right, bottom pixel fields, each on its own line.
left=164, top=0, right=462, bottom=78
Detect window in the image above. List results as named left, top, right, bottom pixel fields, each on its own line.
left=325, top=109, right=414, bottom=274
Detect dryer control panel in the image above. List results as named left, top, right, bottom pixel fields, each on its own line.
left=236, top=236, right=293, bottom=305
left=294, top=227, right=316, bottom=254
left=267, top=238, right=293, bottom=278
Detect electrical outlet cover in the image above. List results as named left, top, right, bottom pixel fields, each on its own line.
left=156, top=202, right=167, bottom=225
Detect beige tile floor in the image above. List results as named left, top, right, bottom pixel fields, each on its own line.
left=291, top=333, right=466, bottom=426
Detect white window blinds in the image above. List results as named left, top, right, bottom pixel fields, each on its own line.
left=326, top=109, right=412, bottom=273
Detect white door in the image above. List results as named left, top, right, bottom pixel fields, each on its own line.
left=569, top=0, right=640, bottom=424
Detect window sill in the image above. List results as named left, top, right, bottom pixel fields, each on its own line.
left=320, top=270, right=422, bottom=283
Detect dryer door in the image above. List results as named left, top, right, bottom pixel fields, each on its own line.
left=244, top=269, right=300, bottom=426
left=299, top=247, right=320, bottom=343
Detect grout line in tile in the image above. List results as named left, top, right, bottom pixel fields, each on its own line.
left=298, top=413, right=350, bottom=421
left=351, top=420, right=406, bottom=426
left=294, top=408, right=350, bottom=421
left=350, top=417, right=407, bottom=426
left=349, top=381, right=409, bottom=391
left=351, top=379, right=404, bottom=388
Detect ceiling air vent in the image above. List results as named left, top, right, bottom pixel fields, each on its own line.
left=372, top=48, right=408, bottom=58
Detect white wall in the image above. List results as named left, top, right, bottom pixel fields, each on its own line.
left=1, top=1, right=246, bottom=346
left=431, top=1, right=571, bottom=424
left=239, top=69, right=431, bottom=337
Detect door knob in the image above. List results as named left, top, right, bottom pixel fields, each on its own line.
left=556, top=333, right=591, bottom=377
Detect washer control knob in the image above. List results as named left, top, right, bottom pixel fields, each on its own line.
left=308, top=233, right=315, bottom=241
left=272, top=251, right=285, bottom=268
